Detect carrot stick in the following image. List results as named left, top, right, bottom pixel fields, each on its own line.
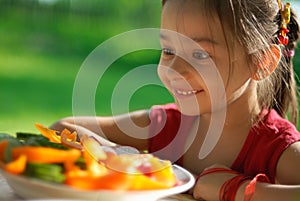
left=61, top=129, right=77, bottom=142
left=4, top=154, right=27, bottom=174
left=35, top=123, right=61, bottom=143
left=11, top=146, right=81, bottom=164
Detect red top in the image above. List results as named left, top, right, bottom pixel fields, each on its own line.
left=148, top=103, right=300, bottom=183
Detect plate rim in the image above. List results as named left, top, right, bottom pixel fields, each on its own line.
left=1, top=164, right=195, bottom=200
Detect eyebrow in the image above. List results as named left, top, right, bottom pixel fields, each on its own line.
left=191, top=36, right=218, bottom=45
left=160, top=33, right=218, bottom=45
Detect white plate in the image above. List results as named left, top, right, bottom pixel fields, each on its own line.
left=1, top=165, right=195, bottom=201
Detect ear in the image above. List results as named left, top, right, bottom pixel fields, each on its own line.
left=251, top=44, right=281, bottom=81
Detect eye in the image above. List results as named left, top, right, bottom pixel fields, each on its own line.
left=192, top=50, right=210, bottom=60
left=162, top=47, right=176, bottom=56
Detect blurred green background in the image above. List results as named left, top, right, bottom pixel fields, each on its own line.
left=1, top=0, right=300, bottom=134
left=0, top=0, right=174, bottom=134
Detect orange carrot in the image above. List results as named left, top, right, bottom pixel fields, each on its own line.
left=11, top=146, right=81, bottom=164
left=35, top=123, right=61, bottom=143
left=61, top=129, right=77, bottom=142
left=4, top=154, right=27, bottom=174
left=61, top=130, right=81, bottom=150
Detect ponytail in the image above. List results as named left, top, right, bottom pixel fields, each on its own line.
left=273, top=9, right=299, bottom=125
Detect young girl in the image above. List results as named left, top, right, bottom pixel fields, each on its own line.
left=51, top=0, right=300, bottom=200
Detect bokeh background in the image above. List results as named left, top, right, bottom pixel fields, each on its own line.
left=1, top=0, right=300, bottom=134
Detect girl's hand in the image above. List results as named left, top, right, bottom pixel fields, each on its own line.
left=192, top=164, right=239, bottom=201
left=51, top=120, right=117, bottom=147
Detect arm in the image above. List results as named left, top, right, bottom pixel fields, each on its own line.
left=240, top=141, right=300, bottom=201
left=193, top=142, right=300, bottom=201
left=50, top=110, right=151, bottom=151
left=236, top=182, right=300, bottom=201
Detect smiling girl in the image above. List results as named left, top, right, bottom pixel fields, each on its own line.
left=51, top=0, right=300, bottom=200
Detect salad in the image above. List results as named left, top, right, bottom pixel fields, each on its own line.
left=0, top=124, right=177, bottom=191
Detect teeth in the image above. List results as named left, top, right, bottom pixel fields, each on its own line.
left=176, top=89, right=198, bottom=95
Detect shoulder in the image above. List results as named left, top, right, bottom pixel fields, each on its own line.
left=276, top=141, right=300, bottom=184
left=262, top=110, right=300, bottom=184
left=255, top=109, right=299, bottom=141
left=249, top=110, right=300, bottom=155
left=259, top=109, right=300, bottom=157
left=243, top=109, right=300, bottom=182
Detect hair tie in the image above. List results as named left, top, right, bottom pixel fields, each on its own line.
left=283, top=49, right=295, bottom=57
left=277, top=0, right=291, bottom=46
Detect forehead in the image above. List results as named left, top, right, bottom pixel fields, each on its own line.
left=161, top=0, right=226, bottom=45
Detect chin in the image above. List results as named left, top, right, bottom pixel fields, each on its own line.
left=175, top=102, right=201, bottom=116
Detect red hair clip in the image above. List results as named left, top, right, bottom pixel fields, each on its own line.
left=277, top=0, right=291, bottom=46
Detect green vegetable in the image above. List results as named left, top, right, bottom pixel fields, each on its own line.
left=16, top=132, right=38, bottom=140
left=22, top=134, right=68, bottom=150
left=24, top=163, right=66, bottom=183
left=75, top=156, right=86, bottom=169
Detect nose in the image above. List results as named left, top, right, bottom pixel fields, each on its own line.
left=163, top=56, right=191, bottom=80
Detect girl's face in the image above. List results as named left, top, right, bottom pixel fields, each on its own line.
left=158, top=0, right=254, bottom=115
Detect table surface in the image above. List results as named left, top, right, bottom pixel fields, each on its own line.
left=0, top=173, right=196, bottom=201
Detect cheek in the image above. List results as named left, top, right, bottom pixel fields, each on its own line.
left=157, top=60, right=172, bottom=81
left=157, top=65, right=166, bottom=83
left=157, top=65, right=171, bottom=90
left=226, top=62, right=252, bottom=94
left=211, top=56, right=230, bottom=87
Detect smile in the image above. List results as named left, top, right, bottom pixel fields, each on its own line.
left=174, top=89, right=203, bottom=97
left=176, top=89, right=198, bottom=95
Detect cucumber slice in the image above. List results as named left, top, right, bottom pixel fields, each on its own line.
left=24, top=135, right=68, bottom=150
left=24, top=163, right=66, bottom=183
left=16, top=132, right=38, bottom=140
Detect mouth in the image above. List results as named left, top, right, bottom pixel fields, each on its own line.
left=173, top=88, right=203, bottom=98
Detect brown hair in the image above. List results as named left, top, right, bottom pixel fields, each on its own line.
left=162, top=0, right=300, bottom=125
